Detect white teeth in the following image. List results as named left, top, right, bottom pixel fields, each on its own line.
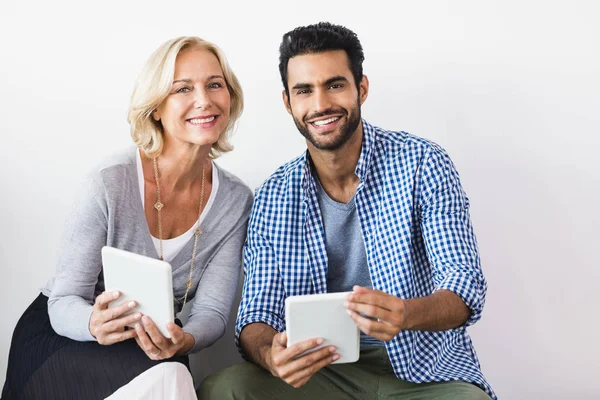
left=313, top=117, right=339, bottom=126
left=189, top=116, right=215, bottom=124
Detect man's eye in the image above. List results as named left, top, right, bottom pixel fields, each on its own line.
left=329, top=84, right=343, bottom=89
left=296, top=89, right=310, bottom=95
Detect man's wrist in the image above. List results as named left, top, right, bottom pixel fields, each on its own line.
left=260, top=344, right=274, bottom=373
left=399, top=290, right=470, bottom=331
left=400, top=297, right=413, bottom=330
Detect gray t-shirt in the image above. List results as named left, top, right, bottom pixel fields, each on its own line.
left=314, top=177, right=384, bottom=348
left=42, top=148, right=253, bottom=353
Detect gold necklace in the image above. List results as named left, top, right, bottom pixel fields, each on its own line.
left=152, top=156, right=206, bottom=309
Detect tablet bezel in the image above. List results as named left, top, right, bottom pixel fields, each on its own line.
left=101, top=246, right=174, bottom=338
left=285, top=292, right=360, bottom=364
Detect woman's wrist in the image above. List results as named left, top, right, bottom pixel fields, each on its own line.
left=176, top=332, right=195, bottom=355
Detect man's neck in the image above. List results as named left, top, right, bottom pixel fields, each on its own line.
left=308, top=126, right=363, bottom=204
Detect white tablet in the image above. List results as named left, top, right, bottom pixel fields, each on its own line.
left=101, top=246, right=174, bottom=338
left=285, top=292, right=359, bottom=364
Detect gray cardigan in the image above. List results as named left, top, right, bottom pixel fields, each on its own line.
left=42, top=148, right=253, bottom=353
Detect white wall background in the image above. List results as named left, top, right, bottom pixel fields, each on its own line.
left=1, top=0, right=598, bottom=398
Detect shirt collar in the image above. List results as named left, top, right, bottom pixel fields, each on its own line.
left=354, top=119, right=375, bottom=182
left=300, top=119, right=376, bottom=196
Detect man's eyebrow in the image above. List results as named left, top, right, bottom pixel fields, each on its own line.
left=291, top=76, right=349, bottom=91
left=323, top=76, right=349, bottom=86
left=292, top=82, right=312, bottom=90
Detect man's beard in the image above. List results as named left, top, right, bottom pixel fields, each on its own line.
left=292, top=102, right=361, bottom=151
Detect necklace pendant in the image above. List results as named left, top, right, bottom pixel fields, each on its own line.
left=154, top=201, right=164, bottom=211
left=194, top=227, right=201, bottom=235
left=185, top=280, right=193, bottom=290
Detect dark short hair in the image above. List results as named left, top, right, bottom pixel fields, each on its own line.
left=278, top=22, right=365, bottom=96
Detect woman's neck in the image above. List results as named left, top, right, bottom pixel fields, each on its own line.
left=141, top=143, right=211, bottom=192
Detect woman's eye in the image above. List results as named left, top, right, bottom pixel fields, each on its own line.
left=176, top=86, right=191, bottom=93
left=208, top=82, right=223, bottom=89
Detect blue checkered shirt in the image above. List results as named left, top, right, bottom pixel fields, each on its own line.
left=236, top=120, right=495, bottom=398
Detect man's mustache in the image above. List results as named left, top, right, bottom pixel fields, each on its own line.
left=304, top=109, right=346, bottom=122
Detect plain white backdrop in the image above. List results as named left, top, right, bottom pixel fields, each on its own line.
left=1, top=1, right=599, bottom=398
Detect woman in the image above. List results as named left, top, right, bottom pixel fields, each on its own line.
left=2, top=36, right=253, bottom=399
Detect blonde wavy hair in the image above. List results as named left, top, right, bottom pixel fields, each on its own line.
left=128, top=37, right=243, bottom=159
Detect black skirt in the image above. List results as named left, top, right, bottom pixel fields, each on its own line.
left=1, top=293, right=189, bottom=400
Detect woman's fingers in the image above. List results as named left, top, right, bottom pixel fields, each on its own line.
left=105, top=328, right=138, bottom=344
left=103, top=312, right=142, bottom=333
left=135, top=322, right=161, bottom=358
left=166, top=322, right=184, bottom=345
left=132, top=318, right=186, bottom=359
left=93, top=291, right=119, bottom=311
left=141, top=316, right=168, bottom=348
left=93, top=291, right=138, bottom=325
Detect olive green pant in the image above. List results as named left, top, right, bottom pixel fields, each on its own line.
left=198, top=347, right=490, bottom=400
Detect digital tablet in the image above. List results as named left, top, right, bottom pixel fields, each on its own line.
left=101, top=246, right=174, bottom=338
left=285, top=292, right=359, bottom=364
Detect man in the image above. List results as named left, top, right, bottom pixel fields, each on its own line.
left=200, top=22, right=495, bottom=399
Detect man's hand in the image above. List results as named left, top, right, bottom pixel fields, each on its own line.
left=89, top=291, right=140, bottom=345
left=134, top=316, right=194, bottom=359
left=344, top=286, right=406, bottom=342
left=345, top=286, right=472, bottom=338
left=266, top=331, right=339, bottom=388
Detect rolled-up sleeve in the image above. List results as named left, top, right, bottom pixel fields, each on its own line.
left=418, top=146, right=487, bottom=326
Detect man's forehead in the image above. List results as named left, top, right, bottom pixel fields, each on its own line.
left=287, top=50, right=352, bottom=83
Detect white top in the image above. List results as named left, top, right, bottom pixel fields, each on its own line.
left=106, top=362, right=196, bottom=400
left=136, top=150, right=219, bottom=262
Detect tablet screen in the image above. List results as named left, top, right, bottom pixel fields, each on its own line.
left=101, top=246, right=174, bottom=338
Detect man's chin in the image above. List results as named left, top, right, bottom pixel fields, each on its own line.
left=307, top=136, right=346, bottom=151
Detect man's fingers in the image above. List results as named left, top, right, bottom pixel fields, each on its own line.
left=352, top=285, right=369, bottom=293
left=279, top=332, right=288, bottom=346
left=270, top=332, right=339, bottom=388
left=345, top=301, right=392, bottom=322
left=283, top=347, right=339, bottom=387
left=347, top=310, right=397, bottom=340
left=283, top=345, right=335, bottom=377
left=273, top=331, right=287, bottom=347
left=277, top=337, right=323, bottom=365
left=348, top=290, right=393, bottom=311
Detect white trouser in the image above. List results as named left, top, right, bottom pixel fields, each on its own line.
left=105, top=362, right=197, bottom=400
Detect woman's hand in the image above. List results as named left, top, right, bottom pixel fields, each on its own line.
left=134, top=316, right=194, bottom=360
left=89, top=290, right=141, bottom=345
